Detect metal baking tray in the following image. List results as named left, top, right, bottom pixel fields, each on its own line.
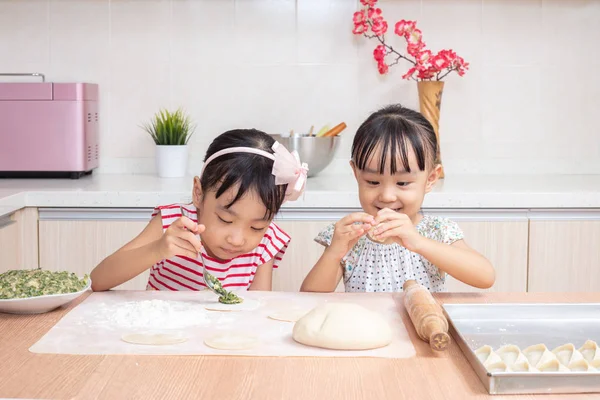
left=442, top=303, right=600, bottom=395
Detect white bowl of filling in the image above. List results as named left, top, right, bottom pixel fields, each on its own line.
left=0, top=269, right=91, bottom=314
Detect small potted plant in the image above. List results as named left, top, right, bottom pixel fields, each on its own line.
left=142, top=108, right=196, bottom=178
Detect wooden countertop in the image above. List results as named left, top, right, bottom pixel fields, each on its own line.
left=1, top=292, right=598, bottom=400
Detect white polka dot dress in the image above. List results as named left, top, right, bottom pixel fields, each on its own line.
left=314, top=215, right=464, bottom=293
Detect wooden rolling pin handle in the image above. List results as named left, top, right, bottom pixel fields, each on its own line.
left=424, top=318, right=451, bottom=351
left=403, top=279, right=451, bottom=351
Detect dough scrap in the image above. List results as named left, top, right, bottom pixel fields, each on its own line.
left=204, top=298, right=260, bottom=312
left=268, top=308, right=310, bottom=322
left=121, top=332, right=188, bottom=345
left=292, top=302, right=392, bottom=350
left=204, top=333, right=259, bottom=350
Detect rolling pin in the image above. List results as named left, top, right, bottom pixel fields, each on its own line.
left=403, top=279, right=451, bottom=351
left=321, top=122, right=347, bottom=137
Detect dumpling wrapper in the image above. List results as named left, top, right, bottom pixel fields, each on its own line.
left=523, top=344, right=558, bottom=368
left=591, top=359, right=600, bottom=369
left=475, top=345, right=502, bottom=368
left=552, top=343, right=584, bottom=367
left=496, top=344, right=528, bottom=367
left=579, top=340, right=600, bottom=363
left=204, top=333, right=259, bottom=350
left=121, top=332, right=187, bottom=346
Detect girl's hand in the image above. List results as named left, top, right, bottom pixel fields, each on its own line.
left=371, top=208, right=424, bottom=252
left=155, top=216, right=205, bottom=260
left=328, top=212, right=375, bottom=259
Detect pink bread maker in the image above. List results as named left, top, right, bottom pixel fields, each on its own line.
left=0, top=73, right=99, bottom=179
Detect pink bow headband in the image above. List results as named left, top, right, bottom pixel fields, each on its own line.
left=198, top=142, right=309, bottom=202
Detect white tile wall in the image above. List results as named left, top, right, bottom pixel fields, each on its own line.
left=0, top=0, right=599, bottom=175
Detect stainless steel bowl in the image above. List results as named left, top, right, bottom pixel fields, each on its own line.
left=270, top=134, right=340, bottom=177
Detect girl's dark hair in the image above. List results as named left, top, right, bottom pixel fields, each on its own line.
left=351, top=104, right=438, bottom=174
left=200, top=129, right=286, bottom=220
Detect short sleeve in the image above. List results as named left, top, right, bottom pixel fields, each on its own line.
left=441, top=218, right=464, bottom=245
left=314, top=223, right=336, bottom=247
left=260, top=223, right=291, bottom=269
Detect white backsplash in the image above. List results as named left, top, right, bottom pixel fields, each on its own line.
left=1, top=0, right=599, bottom=175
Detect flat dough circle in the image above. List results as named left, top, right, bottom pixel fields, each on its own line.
left=204, top=298, right=260, bottom=312
left=367, top=224, right=385, bottom=243
left=121, top=332, right=188, bottom=345
left=204, top=334, right=259, bottom=350
left=293, top=302, right=392, bottom=350
left=268, top=309, right=310, bottom=322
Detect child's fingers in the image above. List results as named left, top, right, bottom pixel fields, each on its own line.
left=339, top=212, right=375, bottom=227
left=172, top=216, right=200, bottom=233
left=178, top=230, right=202, bottom=253
left=371, top=220, right=404, bottom=238
left=170, top=237, right=199, bottom=258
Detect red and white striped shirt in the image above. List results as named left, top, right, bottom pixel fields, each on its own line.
left=147, top=203, right=290, bottom=291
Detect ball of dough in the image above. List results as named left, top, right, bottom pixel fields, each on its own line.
left=292, top=302, right=392, bottom=350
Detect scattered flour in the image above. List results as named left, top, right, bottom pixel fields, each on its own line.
left=80, top=299, right=210, bottom=330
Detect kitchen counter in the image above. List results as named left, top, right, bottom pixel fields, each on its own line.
left=1, top=173, right=600, bottom=218
left=1, top=291, right=598, bottom=400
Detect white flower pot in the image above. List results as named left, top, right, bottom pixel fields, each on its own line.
left=155, top=145, right=189, bottom=178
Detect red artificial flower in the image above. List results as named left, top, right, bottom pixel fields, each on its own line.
left=373, top=45, right=386, bottom=62
left=402, top=66, right=418, bottom=80
left=360, top=0, right=378, bottom=6
left=371, top=18, right=388, bottom=36
left=352, top=11, right=368, bottom=35
left=354, top=6, right=468, bottom=81
left=394, top=20, right=416, bottom=37
left=353, top=10, right=366, bottom=24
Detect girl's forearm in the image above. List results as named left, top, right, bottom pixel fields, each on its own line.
left=417, top=238, right=495, bottom=289
left=90, top=242, right=162, bottom=291
left=300, top=247, right=343, bottom=292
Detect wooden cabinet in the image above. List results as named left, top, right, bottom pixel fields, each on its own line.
left=38, top=209, right=149, bottom=290
left=33, top=207, right=600, bottom=294
left=0, top=208, right=38, bottom=273
left=0, top=214, right=19, bottom=273
left=443, top=219, right=529, bottom=293
left=272, top=220, right=344, bottom=292
left=528, top=211, right=600, bottom=292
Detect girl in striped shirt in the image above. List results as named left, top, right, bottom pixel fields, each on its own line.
left=91, top=129, right=308, bottom=292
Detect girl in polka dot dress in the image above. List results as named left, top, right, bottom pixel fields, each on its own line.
left=301, top=104, right=495, bottom=293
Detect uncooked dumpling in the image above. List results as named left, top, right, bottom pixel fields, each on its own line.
left=496, top=344, right=528, bottom=367
left=523, top=344, right=557, bottom=368
left=537, top=358, right=570, bottom=372
left=292, top=302, right=392, bottom=350
left=579, top=340, right=600, bottom=363
left=486, top=360, right=510, bottom=373
left=475, top=345, right=502, bottom=368
left=511, top=361, right=538, bottom=372
left=552, top=343, right=584, bottom=367
left=568, top=359, right=596, bottom=372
